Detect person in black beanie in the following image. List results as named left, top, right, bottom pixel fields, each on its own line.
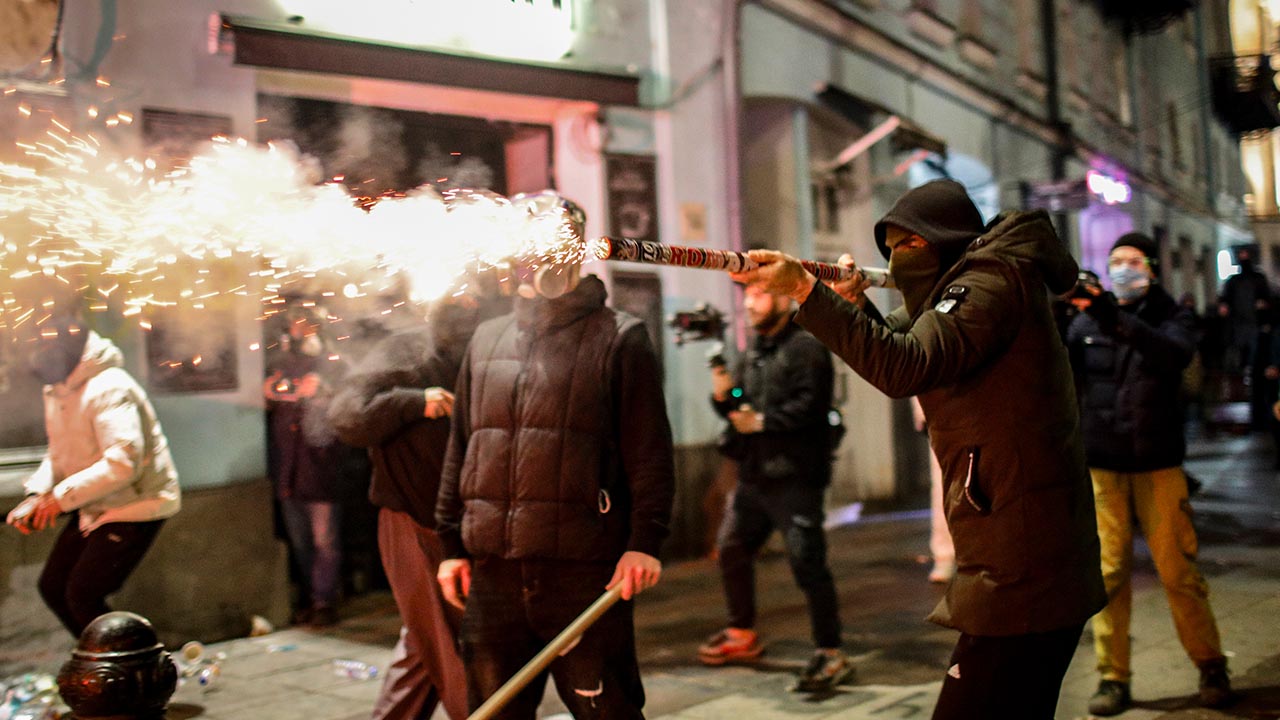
left=730, top=180, right=1105, bottom=720
left=1067, top=233, right=1233, bottom=716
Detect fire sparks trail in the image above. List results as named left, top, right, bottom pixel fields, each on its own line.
left=0, top=130, right=588, bottom=339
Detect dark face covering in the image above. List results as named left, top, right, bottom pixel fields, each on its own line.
left=30, top=321, right=88, bottom=386
left=889, top=244, right=943, bottom=317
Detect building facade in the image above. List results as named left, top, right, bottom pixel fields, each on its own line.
left=0, top=0, right=1257, bottom=653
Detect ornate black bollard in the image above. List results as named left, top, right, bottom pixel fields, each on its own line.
left=56, top=611, right=177, bottom=720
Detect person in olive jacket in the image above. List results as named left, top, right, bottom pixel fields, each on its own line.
left=1067, top=233, right=1232, bottom=716
left=730, top=180, right=1106, bottom=720
left=434, top=267, right=675, bottom=719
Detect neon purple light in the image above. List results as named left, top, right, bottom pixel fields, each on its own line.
left=1086, top=170, right=1131, bottom=205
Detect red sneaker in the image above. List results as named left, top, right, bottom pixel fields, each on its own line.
left=697, top=628, right=763, bottom=666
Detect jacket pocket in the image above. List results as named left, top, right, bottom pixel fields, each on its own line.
left=961, top=447, right=991, bottom=516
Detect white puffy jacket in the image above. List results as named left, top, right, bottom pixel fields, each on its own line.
left=24, top=331, right=181, bottom=533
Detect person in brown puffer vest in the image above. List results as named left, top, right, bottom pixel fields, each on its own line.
left=435, top=197, right=675, bottom=720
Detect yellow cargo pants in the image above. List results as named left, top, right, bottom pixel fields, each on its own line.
left=1090, top=467, right=1224, bottom=682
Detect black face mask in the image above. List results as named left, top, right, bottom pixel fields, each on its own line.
left=30, top=327, right=88, bottom=385
left=889, top=244, right=943, bottom=317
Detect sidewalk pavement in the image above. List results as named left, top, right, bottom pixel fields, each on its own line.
left=36, top=435, right=1280, bottom=719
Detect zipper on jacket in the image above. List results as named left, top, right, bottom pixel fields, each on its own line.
left=506, top=330, right=535, bottom=552
left=963, top=448, right=990, bottom=515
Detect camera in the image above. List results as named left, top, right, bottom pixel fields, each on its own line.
left=668, top=303, right=725, bottom=347
left=1068, top=269, right=1103, bottom=303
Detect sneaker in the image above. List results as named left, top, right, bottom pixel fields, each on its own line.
left=697, top=628, right=763, bottom=666
left=309, top=605, right=339, bottom=628
left=1087, top=680, right=1131, bottom=717
left=792, top=649, right=855, bottom=692
left=1198, top=659, right=1234, bottom=708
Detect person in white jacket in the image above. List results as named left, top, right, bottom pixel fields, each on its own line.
left=5, top=311, right=180, bottom=636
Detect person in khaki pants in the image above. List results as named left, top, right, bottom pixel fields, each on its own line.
left=1067, top=232, right=1232, bottom=716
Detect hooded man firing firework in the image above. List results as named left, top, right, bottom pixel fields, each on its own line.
left=731, top=180, right=1105, bottom=720
left=433, top=195, right=675, bottom=719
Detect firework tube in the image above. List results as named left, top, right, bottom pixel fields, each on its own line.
left=468, top=584, right=625, bottom=720
left=592, top=237, right=894, bottom=289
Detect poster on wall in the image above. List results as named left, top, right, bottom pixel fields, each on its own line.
left=609, top=271, right=664, bottom=377
left=606, top=154, right=658, bottom=244
left=142, top=108, right=234, bottom=168
left=145, top=307, right=239, bottom=394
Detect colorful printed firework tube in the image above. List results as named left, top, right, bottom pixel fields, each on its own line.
left=591, top=236, right=894, bottom=288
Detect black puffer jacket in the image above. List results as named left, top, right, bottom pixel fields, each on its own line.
left=796, top=206, right=1106, bottom=637
left=1067, top=284, right=1195, bottom=472
left=435, top=276, right=675, bottom=562
left=713, top=321, right=833, bottom=487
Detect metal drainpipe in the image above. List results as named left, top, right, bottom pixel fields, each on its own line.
left=1040, top=0, right=1071, bottom=241
left=723, top=0, right=747, bottom=350
left=724, top=0, right=745, bottom=256
left=1193, top=4, right=1216, bottom=214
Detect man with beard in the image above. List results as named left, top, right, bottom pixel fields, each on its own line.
left=1067, top=233, right=1232, bottom=715
left=696, top=285, right=849, bottom=693
left=730, top=180, right=1106, bottom=719
left=328, top=282, right=510, bottom=720
left=6, top=307, right=181, bottom=637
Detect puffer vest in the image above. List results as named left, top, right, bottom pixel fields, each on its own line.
left=457, top=280, right=641, bottom=561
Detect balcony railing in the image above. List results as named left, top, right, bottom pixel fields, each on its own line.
left=1211, top=54, right=1280, bottom=135
left=1081, top=0, right=1197, bottom=35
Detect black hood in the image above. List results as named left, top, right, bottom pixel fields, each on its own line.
left=874, top=180, right=986, bottom=262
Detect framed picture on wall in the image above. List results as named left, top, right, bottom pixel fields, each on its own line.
left=145, top=307, right=239, bottom=394
left=609, top=270, right=665, bottom=378
left=605, top=153, right=658, bottom=244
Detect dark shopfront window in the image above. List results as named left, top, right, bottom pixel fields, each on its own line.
left=255, top=94, right=553, bottom=198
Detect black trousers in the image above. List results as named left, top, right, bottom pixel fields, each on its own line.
left=931, top=624, right=1084, bottom=720
left=717, top=481, right=842, bottom=649
left=38, top=514, right=165, bottom=637
left=460, top=558, right=645, bottom=720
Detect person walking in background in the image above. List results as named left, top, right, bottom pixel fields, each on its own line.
left=731, top=180, right=1105, bottom=719
left=329, top=284, right=509, bottom=720
left=1220, top=246, right=1272, bottom=428
left=5, top=306, right=181, bottom=637
left=264, top=321, right=346, bottom=628
left=909, top=397, right=953, bottom=584
left=1067, top=233, right=1233, bottom=716
left=697, top=285, right=852, bottom=693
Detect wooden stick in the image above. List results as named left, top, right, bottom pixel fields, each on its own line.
left=467, top=584, right=627, bottom=720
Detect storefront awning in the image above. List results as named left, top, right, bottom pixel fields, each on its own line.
left=814, top=83, right=947, bottom=162
left=217, top=15, right=642, bottom=107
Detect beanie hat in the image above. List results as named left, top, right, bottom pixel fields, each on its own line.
left=874, top=180, right=986, bottom=261
left=1111, top=232, right=1159, bottom=275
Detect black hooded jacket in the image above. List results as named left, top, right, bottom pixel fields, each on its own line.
left=1067, top=284, right=1195, bottom=472
left=796, top=185, right=1105, bottom=637
left=327, top=298, right=507, bottom=528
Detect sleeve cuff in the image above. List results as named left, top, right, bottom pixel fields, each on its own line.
left=626, top=524, right=668, bottom=557
left=439, top=530, right=469, bottom=560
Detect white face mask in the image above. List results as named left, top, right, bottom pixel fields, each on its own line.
left=298, top=334, right=323, bottom=357
left=1108, top=266, right=1151, bottom=302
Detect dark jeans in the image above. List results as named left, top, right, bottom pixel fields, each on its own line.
left=717, top=481, right=842, bottom=649
left=280, top=498, right=343, bottom=608
left=460, top=558, right=645, bottom=720
left=38, top=514, right=164, bottom=637
left=931, top=624, right=1084, bottom=720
